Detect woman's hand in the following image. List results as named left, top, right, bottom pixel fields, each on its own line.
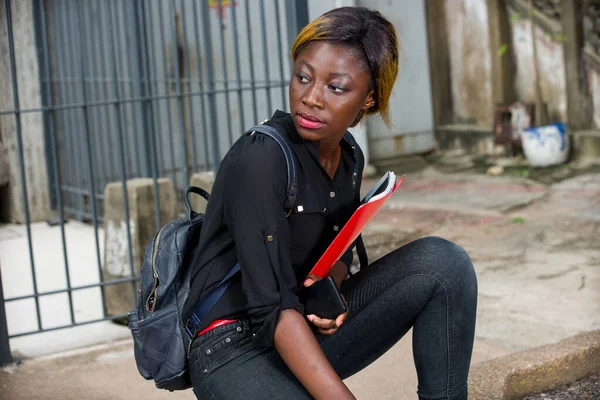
left=303, top=274, right=349, bottom=335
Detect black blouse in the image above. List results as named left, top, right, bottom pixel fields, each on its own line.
left=183, top=110, right=364, bottom=347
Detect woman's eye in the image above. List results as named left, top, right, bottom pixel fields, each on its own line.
left=297, top=74, right=310, bottom=83
left=329, top=85, right=346, bottom=93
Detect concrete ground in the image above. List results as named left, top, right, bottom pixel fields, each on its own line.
left=1, top=166, right=599, bottom=399
left=523, top=373, right=599, bottom=400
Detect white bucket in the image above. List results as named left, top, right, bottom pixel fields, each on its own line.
left=521, top=123, right=568, bottom=167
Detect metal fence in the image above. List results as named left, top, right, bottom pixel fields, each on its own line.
left=0, top=0, right=308, bottom=365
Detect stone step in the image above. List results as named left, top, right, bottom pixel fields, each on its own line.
left=435, top=124, right=498, bottom=156
left=572, top=130, right=600, bottom=162
left=434, top=124, right=600, bottom=163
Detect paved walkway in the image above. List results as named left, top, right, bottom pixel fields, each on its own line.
left=1, top=167, right=599, bottom=399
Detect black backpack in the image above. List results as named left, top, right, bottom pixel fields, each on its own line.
left=128, top=123, right=368, bottom=391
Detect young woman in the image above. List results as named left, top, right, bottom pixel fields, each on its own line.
left=184, top=7, right=477, bottom=400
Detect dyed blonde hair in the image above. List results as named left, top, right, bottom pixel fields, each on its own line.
left=291, top=7, right=399, bottom=127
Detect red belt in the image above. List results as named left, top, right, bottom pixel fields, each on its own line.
left=197, top=319, right=238, bottom=337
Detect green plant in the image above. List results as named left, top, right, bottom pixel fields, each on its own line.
left=509, top=11, right=521, bottom=23
left=498, top=43, right=508, bottom=56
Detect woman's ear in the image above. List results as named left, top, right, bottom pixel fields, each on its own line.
left=363, top=90, right=376, bottom=110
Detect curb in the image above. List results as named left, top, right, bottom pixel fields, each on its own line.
left=469, top=330, right=600, bottom=399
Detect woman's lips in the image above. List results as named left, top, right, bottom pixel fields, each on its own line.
left=297, top=113, right=325, bottom=130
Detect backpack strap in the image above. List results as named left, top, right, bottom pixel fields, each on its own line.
left=343, top=131, right=369, bottom=270
left=185, top=262, right=240, bottom=339
left=184, top=186, right=210, bottom=221
left=185, top=123, right=298, bottom=340
left=243, top=124, right=298, bottom=214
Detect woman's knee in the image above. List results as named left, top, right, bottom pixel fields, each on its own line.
left=408, top=236, right=477, bottom=290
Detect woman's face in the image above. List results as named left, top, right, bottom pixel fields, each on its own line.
left=289, top=41, right=375, bottom=144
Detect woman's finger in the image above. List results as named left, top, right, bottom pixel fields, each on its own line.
left=318, top=327, right=338, bottom=335
left=307, top=314, right=337, bottom=330
left=303, top=274, right=322, bottom=287
left=335, top=313, right=346, bottom=328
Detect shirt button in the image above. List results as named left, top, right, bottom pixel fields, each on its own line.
left=333, top=225, right=339, bottom=231
left=330, top=191, right=336, bottom=198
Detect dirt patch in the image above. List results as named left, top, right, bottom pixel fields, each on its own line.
left=537, top=266, right=580, bottom=280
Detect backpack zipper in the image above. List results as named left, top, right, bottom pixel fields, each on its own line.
left=146, top=227, right=164, bottom=311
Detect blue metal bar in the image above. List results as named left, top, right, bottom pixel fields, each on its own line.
left=133, top=0, right=153, bottom=177
left=200, top=0, right=222, bottom=172
left=113, top=1, right=138, bottom=177
left=152, top=0, right=172, bottom=180
left=245, top=2, right=259, bottom=123
left=61, top=207, right=104, bottom=222
left=259, top=0, right=272, bottom=113
left=217, top=0, right=234, bottom=145
left=4, top=0, right=42, bottom=332
left=167, top=0, right=190, bottom=187
left=58, top=185, right=104, bottom=197
left=179, top=0, right=198, bottom=173
left=191, top=0, right=212, bottom=171
left=34, top=0, right=57, bottom=211
left=106, top=0, right=137, bottom=307
left=82, top=3, right=110, bottom=187
left=66, top=1, right=93, bottom=220
left=230, top=0, right=246, bottom=134
left=42, top=0, right=73, bottom=208
left=0, top=262, right=14, bottom=365
left=139, top=0, right=162, bottom=230
left=274, top=0, right=288, bottom=110
left=121, top=1, right=144, bottom=177
left=39, top=0, right=74, bottom=324
left=294, top=0, right=309, bottom=32
left=74, top=0, right=107, bottom=316
left=57, top=1, right=85, bottom=220
left=286, top=0, right=309, bottom=110
left=8, top=312, right=133, bottom=339
left=0, top=82, right=288, bottom=116
left=88, top=2, right=118, bottom=185
left=5, top=276, right=138, bottom=303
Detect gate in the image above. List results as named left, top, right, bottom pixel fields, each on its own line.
left=0, top=0, right=308, bottom=365
left=43, top=0, right=302, bottom=221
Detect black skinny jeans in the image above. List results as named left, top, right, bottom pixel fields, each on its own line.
left=189, top=236, right=478, bottom=399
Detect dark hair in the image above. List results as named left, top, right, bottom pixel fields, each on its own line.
left=291, top=7, right=399, bottom=126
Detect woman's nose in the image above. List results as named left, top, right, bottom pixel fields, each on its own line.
left=302, top=84, right=325, bottom=109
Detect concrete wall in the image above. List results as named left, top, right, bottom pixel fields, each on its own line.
left=588, top=65, right=600, bottom=129
left=441, top=1, right=594, bottom=128
left=509, top=15, right=567, bottom=123
left=310, top=0, right=437, bottom=160
left=362, top=0, right=436, bottom=160
left=0, top=1, right=51, bottom=223
left=445, top=0, right=494, bottom=125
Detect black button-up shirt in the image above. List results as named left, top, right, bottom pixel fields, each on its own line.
left=183, top=110, right=364, bottom=347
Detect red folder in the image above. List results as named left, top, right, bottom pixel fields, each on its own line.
left=308, top=175, right=405, bottom=278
